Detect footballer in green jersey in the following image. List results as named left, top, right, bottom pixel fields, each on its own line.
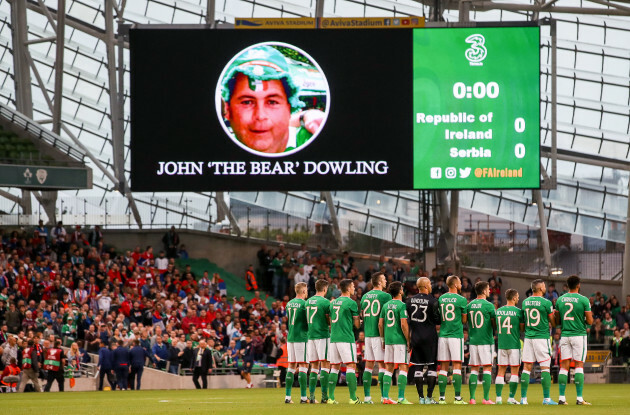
left=466, top=281, right=496, bottom=404
left=520, top=279, right=557, bottom=405
left=359, top=272, right=391, bottom=403
left=327, top=279, right=361, bottom=404
left=436, top=276, right=468, bottom=405
left=378, top=281, right=411, bottom=404
left=285, top=282, right=310, bottom=404
left=306, top=279, right=331, bottom=403
left=495, top=289, right=524, bottom=405
left=555, top=275, right=594, bottom=406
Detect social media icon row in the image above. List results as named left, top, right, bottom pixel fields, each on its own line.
left=430, top=167, right=471, bottom=179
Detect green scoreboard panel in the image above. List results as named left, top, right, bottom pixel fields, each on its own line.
left=413, top=26, right=540, bottom=189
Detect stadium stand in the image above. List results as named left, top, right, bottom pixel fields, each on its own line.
left=0, top=225, right=629, bottom=392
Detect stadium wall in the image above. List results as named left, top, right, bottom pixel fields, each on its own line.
left=42, top=370, right=268, bottom=392
left=104, top=229, right=262, bottom=277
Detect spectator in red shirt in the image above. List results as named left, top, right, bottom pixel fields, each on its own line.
left=108, top=264, right=123, bottom=286
left=17, top=273, right=31, bottom=299
left=141, top=246, right=154, bottom=264
left=248, top=291, right=263, bottom=306
left=126, top=272, right=146, bottom=292
left=130, top=246, right=142, bottom=264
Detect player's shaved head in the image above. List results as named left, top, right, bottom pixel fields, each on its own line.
left=531, top=279, right=545, bottom=294
left=446, top=275, right=460, bottom=288
left=315, top=279, right=329, bottom=293
left=505, top=288, right=518, bottom=302
left=371, top=272, right=386, bottom=288
left=416, top=277, right=432, bottom=293
left=295, top=282, right=307, bottom=295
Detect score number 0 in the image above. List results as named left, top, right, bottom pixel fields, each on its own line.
left=514, top=118, right=525, bottom=159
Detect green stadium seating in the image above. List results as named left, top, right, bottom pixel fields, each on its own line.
left=175, top=258, right=273, bottom=307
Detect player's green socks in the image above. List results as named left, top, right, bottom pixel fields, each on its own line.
left=378, top=369, right=385, bottom=397
left=453, top=369, right=462, bottom=398
left=328, top=369, right=339, bottom=401
left=309, top=369, right=318, bottom=398
left=320, top=368, right=329, bottom=400
left=574, top=367, right=585, bottom=399
left=363, top=368, right=372, bottom=398
left=382, top=370, right=392, bottom=399
left=558, top=369, right=568, bottom=399
left=285, top=368, right=295, bottom=399
left=520, top=370, right=530, bottom=399
left=495, top=375, right=504, bottom=400
left=299, top=368, right=308, bottom=399
left=438, top=370, right=448, bottom=398
left=541, top=369, right=551, bottom=399
left=469, top=370, right=478, bottom=400
left=483, top=370, right=492, bottom=400
left=398, top=370, right=408, bottom=400
left=509, top=375, right=518, bottom=399
left=346, top=368, right=358, bottom=401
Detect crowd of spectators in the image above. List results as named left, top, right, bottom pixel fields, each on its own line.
left=1, top=225, right=630, bottom=392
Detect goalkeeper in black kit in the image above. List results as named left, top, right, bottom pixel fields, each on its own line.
left=406, top=277, right=441, bottom=404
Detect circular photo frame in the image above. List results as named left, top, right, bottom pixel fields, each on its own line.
left=215, top=42, right=330, bottom=158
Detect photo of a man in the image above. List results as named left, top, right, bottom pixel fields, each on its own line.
left=218, top=43, right=329, bottom=156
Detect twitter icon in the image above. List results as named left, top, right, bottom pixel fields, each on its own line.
left=459, top=167, right=471, bottom=178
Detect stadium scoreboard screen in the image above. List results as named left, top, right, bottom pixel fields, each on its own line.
left=412, top=27, right=540, bottom=189
left=130, top=25, right=540, bottom=191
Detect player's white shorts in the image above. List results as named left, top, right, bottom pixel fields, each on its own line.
left=288, top=341, right=307, bottom=363
left=329, top=342, right=357, bottom=364
left=384, top=344, right=409, bottom=365
left=469, top=344, right=494, bottom=367
left=437, top=337, right=464, bottom=362
left=522, top=338, right=551, bottom=366
left=498, top=348, right=521, bottom=367
left=364, top=337, right=384, bottom=362
left=307, top=338, right=329, bottom=362
left=560, top=335, right=587, bottom=362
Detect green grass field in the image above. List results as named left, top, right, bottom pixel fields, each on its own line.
left=1, top=384, right=625, bottom=414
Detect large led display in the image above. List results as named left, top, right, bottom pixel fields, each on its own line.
left=130, top=25, right=539, bottom=191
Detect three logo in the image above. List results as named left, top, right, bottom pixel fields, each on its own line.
left=465, top=34, right=487, bottom=66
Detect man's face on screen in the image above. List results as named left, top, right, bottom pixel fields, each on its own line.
left=225, top=73, right=291, bottom=153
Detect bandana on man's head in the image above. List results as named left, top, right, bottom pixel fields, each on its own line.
left=221, top=45, right=304, bottom=112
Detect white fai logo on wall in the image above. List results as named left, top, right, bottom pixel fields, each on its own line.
left=36, top=169, right=48, bottom=184
left=23, top=168, right=32, bottom=184
left=465, top=34, right=487, bottom=66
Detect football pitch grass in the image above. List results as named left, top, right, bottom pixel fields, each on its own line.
left=2, top=384, right=626, bottom=414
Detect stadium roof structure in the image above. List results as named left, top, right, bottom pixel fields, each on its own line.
left=0, top=0, right=629, bottom=286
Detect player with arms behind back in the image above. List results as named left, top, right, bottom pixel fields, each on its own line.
left=437, top=275, right=468, bottom=404
left=328, top=279, right=361, bottom=404
left=495, top=288, right=524, bottom=404
left=379, top=281, right=412, bottom=405
left=285, top=282, right=309, bottom=404
left=466, top=281, right=497, bottom=405
left=520, top=279, right=557, bottom=405
left=406, top=276, right=440, bottom=404
left=555, top=275, right=593, bottom=405
left=360, top=272, right=392, bottom=403
left=306, top=279, right=331, bottom=403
